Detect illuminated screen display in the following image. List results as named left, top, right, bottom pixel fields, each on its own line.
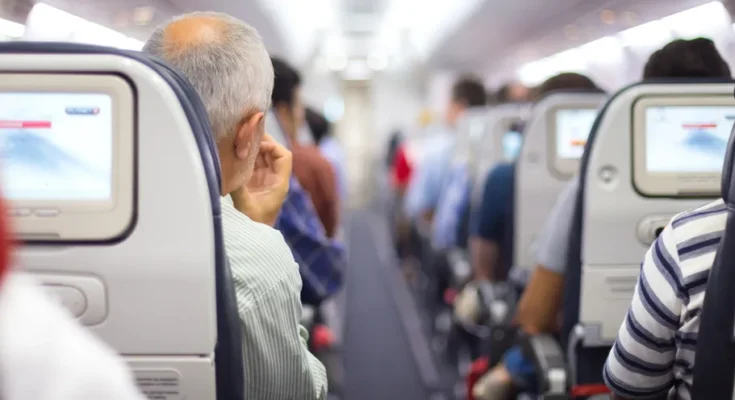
left=502, top=130, right=523, bottom=161
left=645, top=106, right=735, bottom=173
left=555, top=109, right=597, bottom=159
left=0, top=93, right=113, bottom=200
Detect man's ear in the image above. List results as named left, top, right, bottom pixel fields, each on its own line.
left=234, top=111, right=264, bottom=160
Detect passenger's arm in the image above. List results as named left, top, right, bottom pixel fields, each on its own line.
left=240, top=280, right=328, bottom=400
left=516, top=265, right=564, bottom=334
left=515, top=177, right=579, bottom=333
left=603, top=224, right=682, bottom=399
left=468, top=168, right=506, bottom=281
left=276, top=185, right=345, bottom=306
left=469, top=237, right=499, bottom=281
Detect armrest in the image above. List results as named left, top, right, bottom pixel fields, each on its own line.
left=447, top=248, right=472, bottom=287
left=520, top=334, right=568, bottom=397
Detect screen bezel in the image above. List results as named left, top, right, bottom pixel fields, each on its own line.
left=632, top=95, right=733, bottom=197
left=547, top=104, right=599, bottom=178
left=0, top=73, right=135, bottom=242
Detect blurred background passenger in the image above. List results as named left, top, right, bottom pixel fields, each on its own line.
left=0, top=191, right=146, bottom=400
left=271, top=57, right=340, bottom=238
left=306, top=106, right=347, bottom=203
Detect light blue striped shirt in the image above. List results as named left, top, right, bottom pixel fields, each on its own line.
left=604, top=199, right=725, bottom=400
left=220, top=195, right=328, bottom=399
left=403, top=132, right=455, bottom=220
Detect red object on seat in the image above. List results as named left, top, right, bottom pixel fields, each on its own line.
left=312, top=324, right=335, bottom=352
left=466, top=356, right=490, bottom=400
left=570, top=383, right=610, bottom=398
left=391, top=145, right=413, bottom=189
left=444, top=288, right=458, bottom=305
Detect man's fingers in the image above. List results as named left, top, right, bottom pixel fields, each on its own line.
left=260, top=136, right=291, bottom=160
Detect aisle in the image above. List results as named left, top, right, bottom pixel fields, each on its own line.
left=342, top=209, right=430, bottom=400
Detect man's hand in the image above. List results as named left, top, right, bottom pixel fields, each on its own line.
left=232, top=134, right=292, bottom=226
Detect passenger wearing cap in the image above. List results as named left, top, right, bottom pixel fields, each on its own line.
left=144, top=12, right=328, bottom=399
left=0, top=193, right=146, bottom=400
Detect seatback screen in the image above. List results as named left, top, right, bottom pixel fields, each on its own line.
left=0, top=93, right=112, bottom=201
left=502, top=130, right=523, bottom=161
left=555, top=109, right=597, bottom=159
left=645, top=106, right=735, bottom=173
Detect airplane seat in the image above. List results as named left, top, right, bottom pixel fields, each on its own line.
left=0, top=42, right=245, bottom=400
left=525, top=80, right=733, bottom=399
left=447, top=104, right=531, bottom=289
left=471, top=103, right=531, bottom=198
left=690, top=88, right=735, bottom=399
left=513, top=92, right=605, bottom=280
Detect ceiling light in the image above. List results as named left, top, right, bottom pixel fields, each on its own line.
left=661, top=1, right=726, bottom=39
left=327, top=54, right=348, bottom=71
left=367, top=53, right=388, bottom=71
left=132, top=6, right=155, bottom=26
left=622, top=11, right=637, bottom=25
left=342, top=59, right=372, bottom=81
left=579, top=36, right=624, bottom=63
left=600, top=10, right=616, bottom=25
left=618, top=20, right=672, bottom=47
left=0, top=18, right=24, bottom=38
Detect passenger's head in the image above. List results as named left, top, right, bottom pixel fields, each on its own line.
left=495, top=82, right=529, bottom=104
left=643, top=38, right=731, bottom=79
left=305, top=107, right=330, bottom=145
left=535, top=72, right=602, bottom=100
left=447, top=76, right=486, bottom=127
left=143, top=12, right=274, bottom=196
left=271, top=57, right=305, bottom=141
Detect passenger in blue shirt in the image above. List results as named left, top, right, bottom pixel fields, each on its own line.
left=469, top=73, right=602, bottom=288
left=403, top=77, right=487, bottom=223
left=465, top=73, right=604, bottom=400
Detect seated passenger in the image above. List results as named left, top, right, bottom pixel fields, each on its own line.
left=473, top=38, right=732, bottom=400
left=0, top=198, right=145, bottom=400
left=403, top=76, right=486, bottom=224
left=271, top=58, right=340, bottom=238
left=305, top=107, right=347, bottom=204
left=468, top=73, right=602, bottom=286
left=143, top=12, right=328, bottom=399
left=604, top=38, right=731, bottom=400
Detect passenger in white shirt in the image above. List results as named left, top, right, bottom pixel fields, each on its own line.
left=0, top=199, right=145, bottom=400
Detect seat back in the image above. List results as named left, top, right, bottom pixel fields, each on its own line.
left=471, top=103, right=531, bottom=201
left=690, top=93, right=735, bottom=399
left=0, top=43, right=244, bottom=400
left=513, top=93, right=605, bottom=273
left=564, top=80, right=733, bottom=385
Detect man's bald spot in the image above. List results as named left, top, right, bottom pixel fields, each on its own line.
left=161, top=15, right=227, bottom=56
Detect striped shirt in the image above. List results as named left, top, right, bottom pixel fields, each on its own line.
left=603, top=199, right=725, bottom=400
left=221, top=195, right=328, bottom=400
